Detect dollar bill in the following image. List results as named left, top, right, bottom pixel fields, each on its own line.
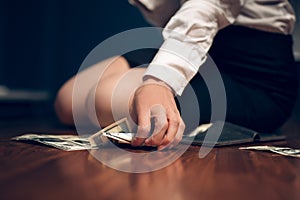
left=12, top=118, right=133, bottom=151
left=12, top=118, right=211, bottom=151
left=88, top=118, right=132, bottom=146
left=239, top=146, right=300, bottom=158
left=12, top=134, right=95, bottom=151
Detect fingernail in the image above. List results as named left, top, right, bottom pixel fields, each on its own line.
left=131, top=137, right=138, bottom=146
left=158, top=145, right=166, bottom=151
left=145, top=137, right=151, bottom=144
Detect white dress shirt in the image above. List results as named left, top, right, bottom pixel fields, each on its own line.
left=130, top=0, right=296, bottom=95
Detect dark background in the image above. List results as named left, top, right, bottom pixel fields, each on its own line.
left=0, top=0, right=148, bottom=92
left=0, top=0, right=149, bottom=118
left=0, top=0, right=299, bottom=119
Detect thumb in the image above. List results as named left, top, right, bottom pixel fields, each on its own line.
left=131, top=108, right=151, bottom=146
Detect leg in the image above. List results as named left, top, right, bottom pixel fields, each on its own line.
left=184, top=61, right=291, bottom=133
left=55, top=56, right=145, bottom=128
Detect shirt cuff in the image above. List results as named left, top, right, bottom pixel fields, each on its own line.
left=143, top=38, right=206, bottom=96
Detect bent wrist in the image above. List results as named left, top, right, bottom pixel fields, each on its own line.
left=142, top=76, right=175, bottom=96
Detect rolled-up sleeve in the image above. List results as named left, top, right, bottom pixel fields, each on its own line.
left=143, top=0, right=245, bottom=95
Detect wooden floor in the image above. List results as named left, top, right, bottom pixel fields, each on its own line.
left=0, top=95, right=300, bottom=200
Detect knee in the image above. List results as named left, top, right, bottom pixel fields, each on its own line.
left=54, top=86, right=74, bottom=125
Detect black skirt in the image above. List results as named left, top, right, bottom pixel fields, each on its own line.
left=123, top=25, right=299, bottom=132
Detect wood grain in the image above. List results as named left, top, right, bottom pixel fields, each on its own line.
left=0, top=117, right=300, bottom=200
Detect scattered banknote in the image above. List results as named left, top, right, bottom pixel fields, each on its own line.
left=88, top=118, right=132, bottom=147
left=12, top=118, right=133, bottom=151
left=12, top=134, right=94, bottom=151
left=12, top=118, right=211, bottom=151
left=239, top=146, right=300, bottom=158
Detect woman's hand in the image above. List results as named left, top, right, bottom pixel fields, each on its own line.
left=130, top=78, right=185, bottom=150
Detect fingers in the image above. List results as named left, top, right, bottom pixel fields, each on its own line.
left=144, top=105, right=168, bottom=146
left=132, top=105, right=168, bottom=147
left=144, top=105, right=185, bottom=150
left=130, top=82, right=185, bottom=149
left=131, top=107, right=151, bottom=147
left=158, top=118, right=185, bottom=150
